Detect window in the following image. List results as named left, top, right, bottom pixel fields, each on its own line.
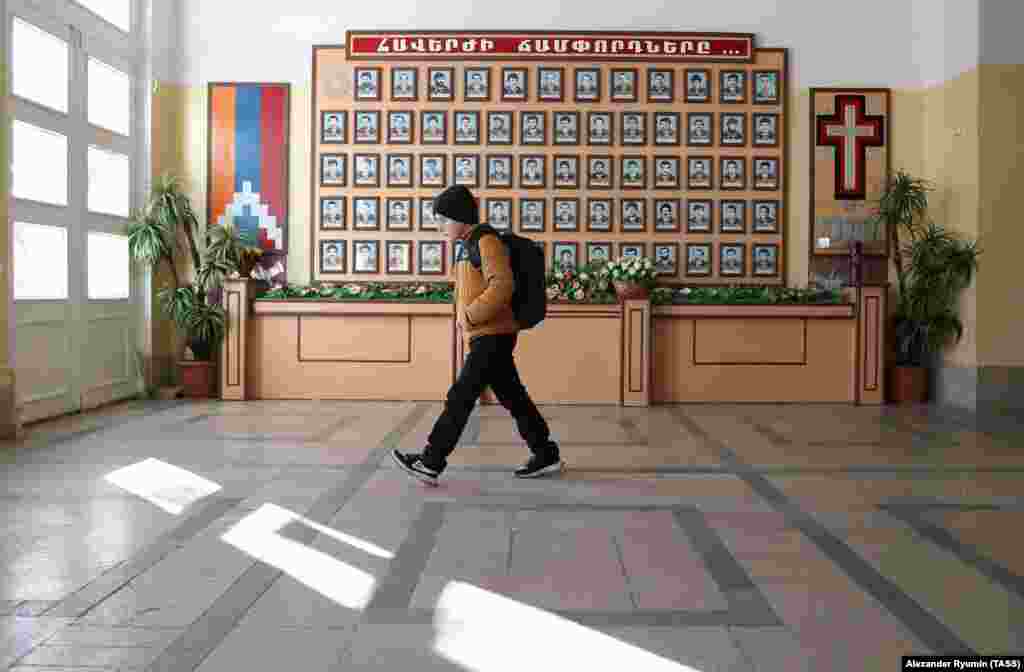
left=87, top=146, right=131, bottom=216
left=88, top=57, right=131, bottom=136
left=14, top=222, right=68, bottom=300
left=13, top=120, right=69, bottom=206
left=75, top=0, right=131, bottom=32
left=11, top=18, right=69, bottom=113
left=87, top=232, right=130, bottom=299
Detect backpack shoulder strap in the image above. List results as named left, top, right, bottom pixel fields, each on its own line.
left=465, top=224, right=499, bottom=268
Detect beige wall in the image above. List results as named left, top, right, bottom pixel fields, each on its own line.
left=0, top=59, right=15, bottom=437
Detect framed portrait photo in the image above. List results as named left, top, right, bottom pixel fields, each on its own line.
left=385, top=240, right=413, bottom=274
left=586, top=241, right=613, bottom=267
left=501, top=67, right=528, bottom=101
left=390, top=67, right=418, bottom=101
left=621, top=199, right=646, bottom=232
left=553, top=241, right=579, bottom=273
left=519, top=155, right=546, bottom=189
left=520, top=111, right=546, bottom=146
left=319, top=196, right=346, bottom=230
left=621, top=112, right=646, bottom=146
left=386, top=197, right=413, bottom=231
left=611, top=68, right=638, bottom=102
left=753, top=157, right=780, bottom=191
left=553, top=198, right=579, bottom=232
left=720, top=157, right=746, bottom=190
left=647, top=68, right=674, bottom=102
left=587, top=111, right=613, bottom=146
left=387, top=110, right=414, bottom=144
left=687, top=112, right=713, bottom=147
left=354, top=110, right=380, bottom=144
left=653, top=112, right=680, bottom=146
left=621, top=155, right=646, bottom=189
left=687, top=157, right=713, bottom=190
left=427, top=67, right=455, bottom=101
left=653, top=199, right=681, bottom=232
left=486, top=154, right=514, bottom=188
left=553, top=155, right=579, bottom=189
left=686, top=199, right=713, bottom=233
left=653, top=156, right=680, bottom=189
left=453, top=239, right=466, bottom=267
left=586, top=155, right=614, bottom=190
left=719, top=70, right=746, bottom=104
left=587, top=198, right=613, bottom=232
left=352, top=240, right=380, bottom=274
left=685, top=69, right=710, bottom=103
left=752, top=200, right=780, bottom=233
left=419, top=154, right=447, bottom=188
left=321, top=111, right=346, bottom=144
left=721, top=112, right=747, bottom=147
left=538, top=67, right=564, bottom=101
left=454, top=110, right=480, bottom=145
left=753, top=70, right=781, bottom=105
left=320, top=239, right=346, bottom=274
left=685, top=243, right=712, bottom=277
left=386, top=153, right=413, bottom=188
left=487, top=111, right=514, bottom=145
left=653, top=242, right=679, bottom=277
left=420, top=111, right=447, bottom=145
left=752, top=244, right=780, bottom=277
left=486, top=197, right=513, bottom=231
left=464, top=67, right=490, bottom=101
left=354, top=67, right=381, bottom=101
left=619, top=242, right=646, bottom=261
left=352, top=196, right=380, bottom=231
left=418, top=240, right=446, bottom=276
left=320, top=153, right=346, bottom=186
left=720, top=243, right=746, bottom=277
left=719, top=200, right=747, bottom=234
left=574, top=68, right=601, bottom=102
left=453, top=154, right=479, bottom=187
left=753, top=113, right=780, bottom=147
left=553, top=111, right=579, bottom=146
left=419, top=198, right=440, bottom=231
left=519, top=198, right=546, bottom=232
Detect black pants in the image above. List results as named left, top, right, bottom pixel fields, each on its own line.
left=422, top=333, right=557, bottom=471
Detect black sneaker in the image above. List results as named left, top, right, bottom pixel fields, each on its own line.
left=391, top=450, right=441, bottom=486
left=514, top=455, right=563, bottom=478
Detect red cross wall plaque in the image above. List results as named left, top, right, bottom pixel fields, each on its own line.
left=810, top=88, right=890, bottom=259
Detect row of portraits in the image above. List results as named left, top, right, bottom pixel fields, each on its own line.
left=352, top=66, right=781, bottom=106
left=321, top=109, right=780, bottom=148
left=320, top=195, right=781, bottom=235
left=318, top=237, right=780, bottom=278
left=321, top=153, right=780, bottom=191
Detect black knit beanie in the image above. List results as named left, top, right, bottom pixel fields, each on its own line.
left=433, top=185, right=479, bottom=226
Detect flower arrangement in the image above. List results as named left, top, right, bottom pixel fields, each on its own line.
left=545, top=264, right=616, bottom=303
left=599, top=256, right=658, bottom=289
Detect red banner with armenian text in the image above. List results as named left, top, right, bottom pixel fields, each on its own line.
left=346, top=31, right=754, bottom=62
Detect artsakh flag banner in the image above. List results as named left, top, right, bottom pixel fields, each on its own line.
left=346, top=31, right=753, bottom=62
left=208, top=83, right=289, bottom=252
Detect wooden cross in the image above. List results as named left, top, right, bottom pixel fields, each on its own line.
left=816, top=95, right=885, bottom=200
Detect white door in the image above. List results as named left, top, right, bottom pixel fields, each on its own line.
left=9, top=0, right=145, bottom=423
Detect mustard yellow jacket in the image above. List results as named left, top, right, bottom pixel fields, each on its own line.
left=455, top=226, right=519, bottom=342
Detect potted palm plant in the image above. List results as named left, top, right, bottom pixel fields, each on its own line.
left=125, top=174, right=233, bottom=397
left=891, top=221, right=980, bottom=402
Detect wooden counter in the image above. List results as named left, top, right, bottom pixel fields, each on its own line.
left=221, top=281, right=885, bottom=405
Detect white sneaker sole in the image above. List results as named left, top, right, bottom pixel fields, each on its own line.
left=515, top=461, right=564, bottom=478
left=391, top=451, right=439, bottom=486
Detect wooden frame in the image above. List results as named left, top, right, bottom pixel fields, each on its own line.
left=587, top=111, right=613, bottom=146
left=420, top=110, right=448, bottom=144
left=687, top=156, right=713, bottom=190
left=553, top=111, right=580, bottom=146
left=720, top=242, right=747, bottom=277
left=386, top=153, right=414, bottom=188
left=621, top=155, right=646, bottom=189
left=419, top=154, right=447, bottom=188
left=621, top=111, right=647, bottom=145
left=520, top=110, right=547, bottom=145
left=452, top=153, right=480, bottom=187
left=653, top=241, right=680, bottom=277
left=486, top=111, right=514, bottom=145
left=352, top=239, right=380, bottom=274
left=610, top=67, right=638, bottom=102
left=586, top=241, right=613, bottom=266
left=519, top=154, right=546, bottom=189
left=586, top=155, right=614, bottom=189
left=653, top=111, right=680, bottom=146
left=385, top=197, right=414, bottom=231
left=538, top=66, right=565, bottom=101
left=553, top=198, right=581, bottom=232
left=685, top=242, right=713, bottom=276
left=386, top=110, right=415, bottom=144
left=485, top=154, right=514, bottom=188
left=719, top=70, right=747, bottom=104
left=427, top=66, right=455, bottom=101
left=319, top=196, right=346, bottom=231
left=385, top=240, right=414, bottom=274
left=390, top=66, right=418, bottom=101
left=519, top=198, right=546, bottom=232
left=464, top=67, right=491, bottom=100
left=719, top=200, right=747, bottom=234
left=574, top=67, right=601, bottom=102
left=653, top=198, right=681, bottom=232
left=418, top=240, right=447, bottom=275
left=352, top=196, right=381, bottom=231
left=319, top=153, right=347, bottom=187
left=719, top=156, right=746, bottom=190
left=353, top=110, right=381, bottom=144
left=485, top=197, right=514, bottom=230
left=320, top=110, right=346, bottom=144
left=621, top=199, right=646, bottom=233
left=587, top=197, right=614, bottom=232
left=553, top=154, right=580, bottom=189
left=647, top=67, right=674, bottom=103
left=684, top=68, right=711, bottom=103
left=453, top=110, right=481, bottom=145
left=552, top=241, right=580, bottom=271
left=653, top=156, right=680, bottom=189
left=752, top=243, right=780, bottom=277
left=500, top=66, right=529, bottom=101
left=319, top=239, right=347, bottom=274
left=354, top=67, right=382, bottom=100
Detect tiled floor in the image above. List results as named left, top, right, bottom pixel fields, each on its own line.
left=1, top=399, right=1023, bottom=670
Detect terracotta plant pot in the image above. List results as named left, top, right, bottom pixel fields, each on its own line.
left=889, top=365, right=928, bottom=403
left=613, top=281, right=650, bottom=302
left=179, top=360, right=217, bottom=398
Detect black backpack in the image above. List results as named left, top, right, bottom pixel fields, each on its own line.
left=464, top=224, right=547, bottom=330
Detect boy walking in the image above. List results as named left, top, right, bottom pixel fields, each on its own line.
left=392, top=186, right=563, bottom=485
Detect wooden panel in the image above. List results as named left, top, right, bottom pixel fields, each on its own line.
left=652, top=316, right=855, bottom=402
left=857, top=285, right=886, bottom=404
left=629, top=308, right=644, bottom=392
left=249, top=315, right=454, bottom=400
left=221, top=280, right=253, bottom=400
left=653, top=304, right=854, bottom=318
left=694, top=318, right=805, bottom=364
left=298, top=315, right=411, bottom=362
left=622, top=300, right=651, bottom=406
left=254, top=301, right=453, bottom=316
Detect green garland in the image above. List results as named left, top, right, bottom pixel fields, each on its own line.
left=650, top=286, right=844, bottom=305
left=258, top=282, right=454, bottom=302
